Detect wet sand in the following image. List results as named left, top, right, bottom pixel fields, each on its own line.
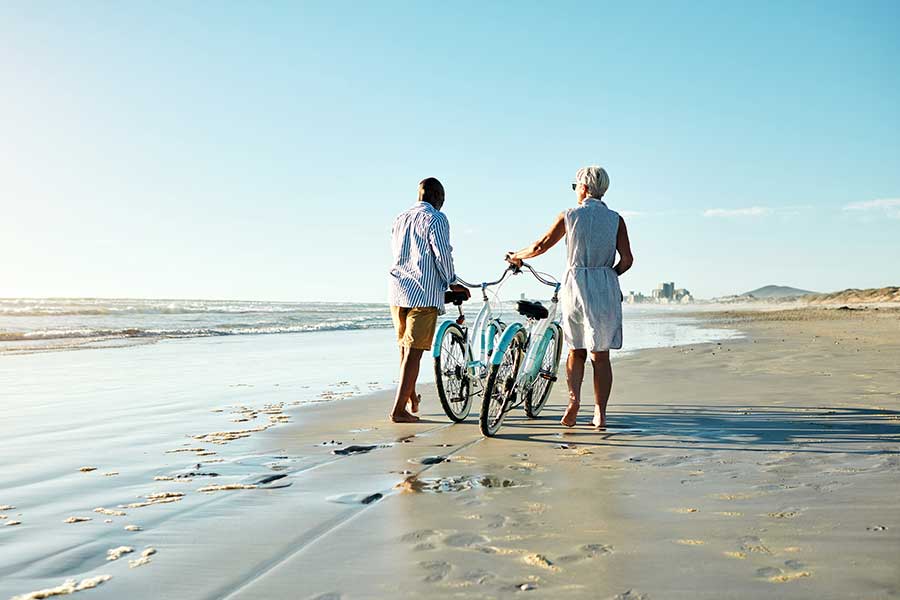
left=3, top=308, right=899, bottom=599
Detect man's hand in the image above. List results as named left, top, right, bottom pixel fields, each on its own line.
left=505, top=252, right=523, bottom=268
left=450, top=283, right=471, bottom=300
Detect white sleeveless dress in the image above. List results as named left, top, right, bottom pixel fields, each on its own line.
left=561, top=198, right=623, bottom=351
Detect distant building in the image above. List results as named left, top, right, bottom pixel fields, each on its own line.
left=626, top=291, right=646, bottom=304
left=653, top=282, right=675, bottom=301
left=630, top=281, right=693, bottom=304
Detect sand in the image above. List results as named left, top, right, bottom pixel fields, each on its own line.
left=208, top=307, right=897, bottom=599
left=1, top=307, right=897, bottom=599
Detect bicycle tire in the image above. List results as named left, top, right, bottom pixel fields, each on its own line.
left=525, top=323, right=562, bottom=418
left=434, top=323, right=472, bottom=422
left=479, top=330, right=527, bottom=437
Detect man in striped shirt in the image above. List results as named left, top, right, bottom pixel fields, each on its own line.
left=388, top=177, right=470, bottom=423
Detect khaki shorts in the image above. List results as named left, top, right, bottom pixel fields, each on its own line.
left=391, top=306, right=439, bottom=350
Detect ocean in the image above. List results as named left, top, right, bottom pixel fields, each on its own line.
left=0, top=298, right=738, bottom=358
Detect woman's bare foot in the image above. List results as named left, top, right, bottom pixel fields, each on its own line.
left=391, top=409, right=421, bottom=423
left=592, top=407, right=606, bottom=429
left=407, top=393, right=421, bottom=414
left=561, top=402, right=580, bottom=427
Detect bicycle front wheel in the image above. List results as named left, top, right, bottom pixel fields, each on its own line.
left=525, top=323, right=562, bottom=418
left=479, top=330, right=527, bottom=437
left=434, top=323, right=471, bottom=422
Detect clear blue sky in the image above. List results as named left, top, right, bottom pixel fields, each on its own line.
left=2, top=1, right=898, bottom=301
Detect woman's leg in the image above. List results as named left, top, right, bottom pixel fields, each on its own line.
left=590, top=351, right=612, bottom=428
left=562, top=349, right=587, bottom=426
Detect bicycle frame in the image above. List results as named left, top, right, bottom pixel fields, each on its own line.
left=490, top=263, right=562, bottom=399
left=432, top=268, right=514, bottom=385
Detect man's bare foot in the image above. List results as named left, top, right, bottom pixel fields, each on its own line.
left=561, top=403, right=580, bottom=427
left=391, top=410, right=421, bottom=423
left=592, top=408, right=606, bottom=429
left=407, top=393, right=421, bottom=414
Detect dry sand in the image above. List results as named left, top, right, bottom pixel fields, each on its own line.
left=3, top=308, right=897, bottom=599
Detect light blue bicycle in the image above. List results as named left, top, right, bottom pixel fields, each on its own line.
left=432, top=262, right=563, bottom=437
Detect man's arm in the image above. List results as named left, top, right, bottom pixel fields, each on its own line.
left=428, top=213, right=457, bottom=285
left=613, top=216, right=634, bottom=275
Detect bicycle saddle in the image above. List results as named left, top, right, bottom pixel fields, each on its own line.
left=516, top=300, right=548, bottom=320
left=444, top=290, right=469, bottom=305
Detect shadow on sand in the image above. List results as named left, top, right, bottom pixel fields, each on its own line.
left=493, top=404, right=900, bottom=456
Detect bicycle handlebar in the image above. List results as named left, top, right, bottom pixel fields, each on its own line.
left=516, top=262, right=560, bottom=288
left=454, top=261, right=560, bottom=292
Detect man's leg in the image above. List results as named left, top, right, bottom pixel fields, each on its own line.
left=398, top=346, right=420, bottom=413
left=590, top=351, right=612, bottom=428
left=562, top=349, right=587, bottom=426
left=391, top=347, right=424, bottom=422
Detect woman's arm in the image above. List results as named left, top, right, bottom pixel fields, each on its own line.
left=505, top=212, right=566, bottom=266
left=613, top=216, right=634, bottom=275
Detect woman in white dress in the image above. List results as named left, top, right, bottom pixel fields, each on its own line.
left=506, top=166, right=633, bottom=429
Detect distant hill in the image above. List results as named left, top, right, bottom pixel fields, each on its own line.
left=711, top=286, right=900, bottom=305
left=742, top=285, right=817, bottom=299
left=804, top=287, right=900, bottom=305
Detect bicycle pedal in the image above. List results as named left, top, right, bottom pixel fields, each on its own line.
left=539, top=372, right=558, bottom=382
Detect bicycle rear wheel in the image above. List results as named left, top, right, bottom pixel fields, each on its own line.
left=479, top=330, right=527, bottom=437
left=434, top=323, right=471, bottom=422
left=525, top=323, right=562, bottom=418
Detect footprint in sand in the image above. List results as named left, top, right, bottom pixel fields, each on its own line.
left=522, top=553, right=559, bottom=572
left=420, top=560, right=452, bottom=582
left=758, top=564, right=812, bottom=583
left=738, top=536, right=772, bottom=555
left=582, top=543, right=614, bottom=557
left=556, top=543, right=614, bottom=563
left=466, top=514, right=509, bottom=529
left=461, top=569, right=496, bottom=585
left=444, top=532, right=489, bottom=548
left=401, top=529, right=440, bottom=544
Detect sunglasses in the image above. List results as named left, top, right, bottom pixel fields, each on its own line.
left=571, top=183, right=579, bottom=191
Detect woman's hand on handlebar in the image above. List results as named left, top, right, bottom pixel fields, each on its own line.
left=449, top=283, right=471, bottom=300
left=505, top=252, right=523, bottom=269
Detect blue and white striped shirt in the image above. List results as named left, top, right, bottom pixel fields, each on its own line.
left=389, top=201, right=457, bottom=314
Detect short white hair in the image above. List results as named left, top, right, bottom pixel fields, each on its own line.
left=575, top=166, right=610, bottom=198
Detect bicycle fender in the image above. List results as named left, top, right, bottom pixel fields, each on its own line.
left=432, top=320, right=458, bottom=358
left=528, top=327, right=557, bottom=377
left=491, top=323, right=524, bottom=366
